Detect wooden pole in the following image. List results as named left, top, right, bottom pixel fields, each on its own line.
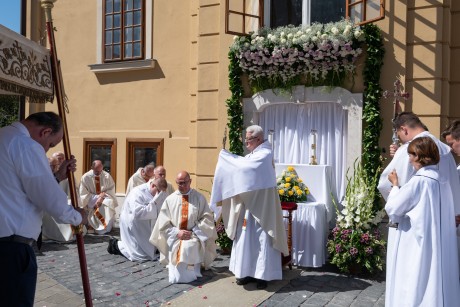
left=40, top=1, right=93, bottom=306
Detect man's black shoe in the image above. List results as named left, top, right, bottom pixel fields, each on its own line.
left=107, top=238, right=121, bottom=255
left=256, top=279, right=267, bottom=289
left=236, top=276, right=254, bottom=285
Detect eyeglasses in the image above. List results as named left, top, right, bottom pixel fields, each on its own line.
left=246, top=136, right=258, bottom=142
left=176, top=180, right=190, bottom=186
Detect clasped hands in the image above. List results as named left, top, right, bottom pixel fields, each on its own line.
left=178, top=229, right=193, bottom=240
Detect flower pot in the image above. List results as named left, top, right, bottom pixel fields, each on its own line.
left=220, top=247, right=231, bottom=255
left=348, top=263, right=363, bottom=275
left=281, top=201, right=298, bottom=211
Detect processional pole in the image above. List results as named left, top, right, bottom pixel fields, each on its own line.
left=40, top=1, right=93, bottom=306
left=383, top=79, right=410, bottom=145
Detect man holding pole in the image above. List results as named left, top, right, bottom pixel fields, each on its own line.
left=0, top=112, right=87, bottom=306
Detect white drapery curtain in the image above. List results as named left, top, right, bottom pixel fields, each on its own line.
left=259, top=102, right=347, bottom=201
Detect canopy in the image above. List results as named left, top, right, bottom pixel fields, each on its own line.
left=0, top=24, right=53, bottom=103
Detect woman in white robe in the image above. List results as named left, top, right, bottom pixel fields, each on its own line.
left=385, top=137, right=460, bottom=307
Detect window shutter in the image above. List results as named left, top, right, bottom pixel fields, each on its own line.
left=346, top=0, right=385, bottom=26
left=225, top=0, right=264, bottom=35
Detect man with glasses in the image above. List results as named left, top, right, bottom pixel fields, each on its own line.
left=150, top=171, right=217, bottom=283
left=108, top=177, right=167, bottom=261
left=210, top=125, right=288, bottom=290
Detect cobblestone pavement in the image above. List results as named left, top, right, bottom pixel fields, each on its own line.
left=34, top=228, right=385, bottom=307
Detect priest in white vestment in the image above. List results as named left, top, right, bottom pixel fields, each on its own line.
left=108, top=178, right=168, bottom=261
left=42, top=155, right=81, bottom=242
left=385, top=137, right=460, bottom=307
left=125, top=163, right=155, bottom=196
left=79, top=160, right=118, bottom=235
left=150, top=171, right=218, bottom=283
left=210, top=125, right=288, bottom=290
left=378, top=112, right=460, bottom=304
left=154, top=165, right=175, bottom=195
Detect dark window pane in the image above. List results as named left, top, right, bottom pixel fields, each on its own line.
left=105, top=15, right=113, bottom=29
left=133, top=0, right=142, bottom=10
left=133, top=10, right=141, bottom=25
left=114, top=0, right=121, bottom=12
left=90, top=146, right=112, bottom=174
left=134, top=147, right=156, bottom=170
left=125, top=0, right=133, bottom=10
left=105, top=30, right=113, bottom=44
left=125, top=43, right=132, bottom=58
left=105, top=46, right=112, bottom=59
left=124, top=27, right=133, bottom=42
left=133, top=42, right=141, bottom=57
left=270, top=0, right=302, bottom=28
left=113, top=13, right=121, bottom=27
left=125, top=12, right=133, bottom=26
left=105, top=0, right=113, bottom=14
left=133, top=26, right=141, bottom=41
left=113, top=44, right=121, bottom=58
left=311, top=0, right=345, bottom=24
left=113, top=29, right=121, bottom=43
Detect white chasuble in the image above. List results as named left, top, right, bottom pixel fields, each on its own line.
left=125, top=168, right=147, bottom=196
left=149, top=189, right=217, bottom=283
left=79, top=170, right=118, bottom=234
left=118, top=183, right=167, bottom=261
left=210, top=141, right=288, bottom=281
left=385, top=166, right=460, bottom=307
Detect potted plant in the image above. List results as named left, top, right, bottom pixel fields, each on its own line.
left=215, top=219, right=232, bottom=255
left=276, top=165, right=310, bottom=205
left=327, top=160, right=386, bottom=275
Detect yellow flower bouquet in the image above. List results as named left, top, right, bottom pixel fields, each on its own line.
left=276, top=166, right=310, bottom=202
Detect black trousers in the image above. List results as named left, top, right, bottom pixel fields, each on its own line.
left=0, top=242, right=37, bottom=307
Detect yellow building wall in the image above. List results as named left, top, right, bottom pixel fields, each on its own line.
left=24, top=0, right=459, bottom=194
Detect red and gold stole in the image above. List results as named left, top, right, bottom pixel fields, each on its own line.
left=176, top=194, right=189, bottom=263
left=94, top=175, right=107, bottom=228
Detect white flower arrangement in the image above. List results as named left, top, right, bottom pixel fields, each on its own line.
left=336, top=160, right=385, bottom=229
left=230, top=19, right=365, bottom=86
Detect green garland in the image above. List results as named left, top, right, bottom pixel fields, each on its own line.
left=226, top=24, right=385, bottom=195
left=226, top=51, right=244, bottom=155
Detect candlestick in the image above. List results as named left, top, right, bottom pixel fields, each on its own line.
left=309, top=129, right=318, bottom=165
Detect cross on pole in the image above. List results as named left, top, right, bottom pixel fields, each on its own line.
left=383, top=79, right=410, bottom=144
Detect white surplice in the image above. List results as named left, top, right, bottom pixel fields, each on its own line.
left=42, top=179, right=76, bottom=242
left=210, top=141, right=288, bottom=281
left=378, top=131, right=460, bottom=304
left=149, top=189, right=217, bottom=283
left=385, top=166, right=460, bottom=307
left=79, top=170, right=118, bottom=234
left=118, top=183, right=167, bottom=261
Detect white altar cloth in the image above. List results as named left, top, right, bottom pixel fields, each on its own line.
left=284, top=202, right=327, bottom=267
left=276, top=164, right=336, bottom=267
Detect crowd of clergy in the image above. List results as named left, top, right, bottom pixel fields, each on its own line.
left=43, top=125, right=288, bottom=289
left=42, top=113, right=460, bottom=304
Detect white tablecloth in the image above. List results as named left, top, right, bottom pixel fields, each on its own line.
left=284, top=202, right=327, bottom=267
left=275, top=164, right=336, bottom=223
left=277, top=164, right=336, bottom=267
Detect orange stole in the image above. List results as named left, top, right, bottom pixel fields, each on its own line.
left=93, top=176, right=107, bottom=228
left=176, top=194, right=189, bottom=263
